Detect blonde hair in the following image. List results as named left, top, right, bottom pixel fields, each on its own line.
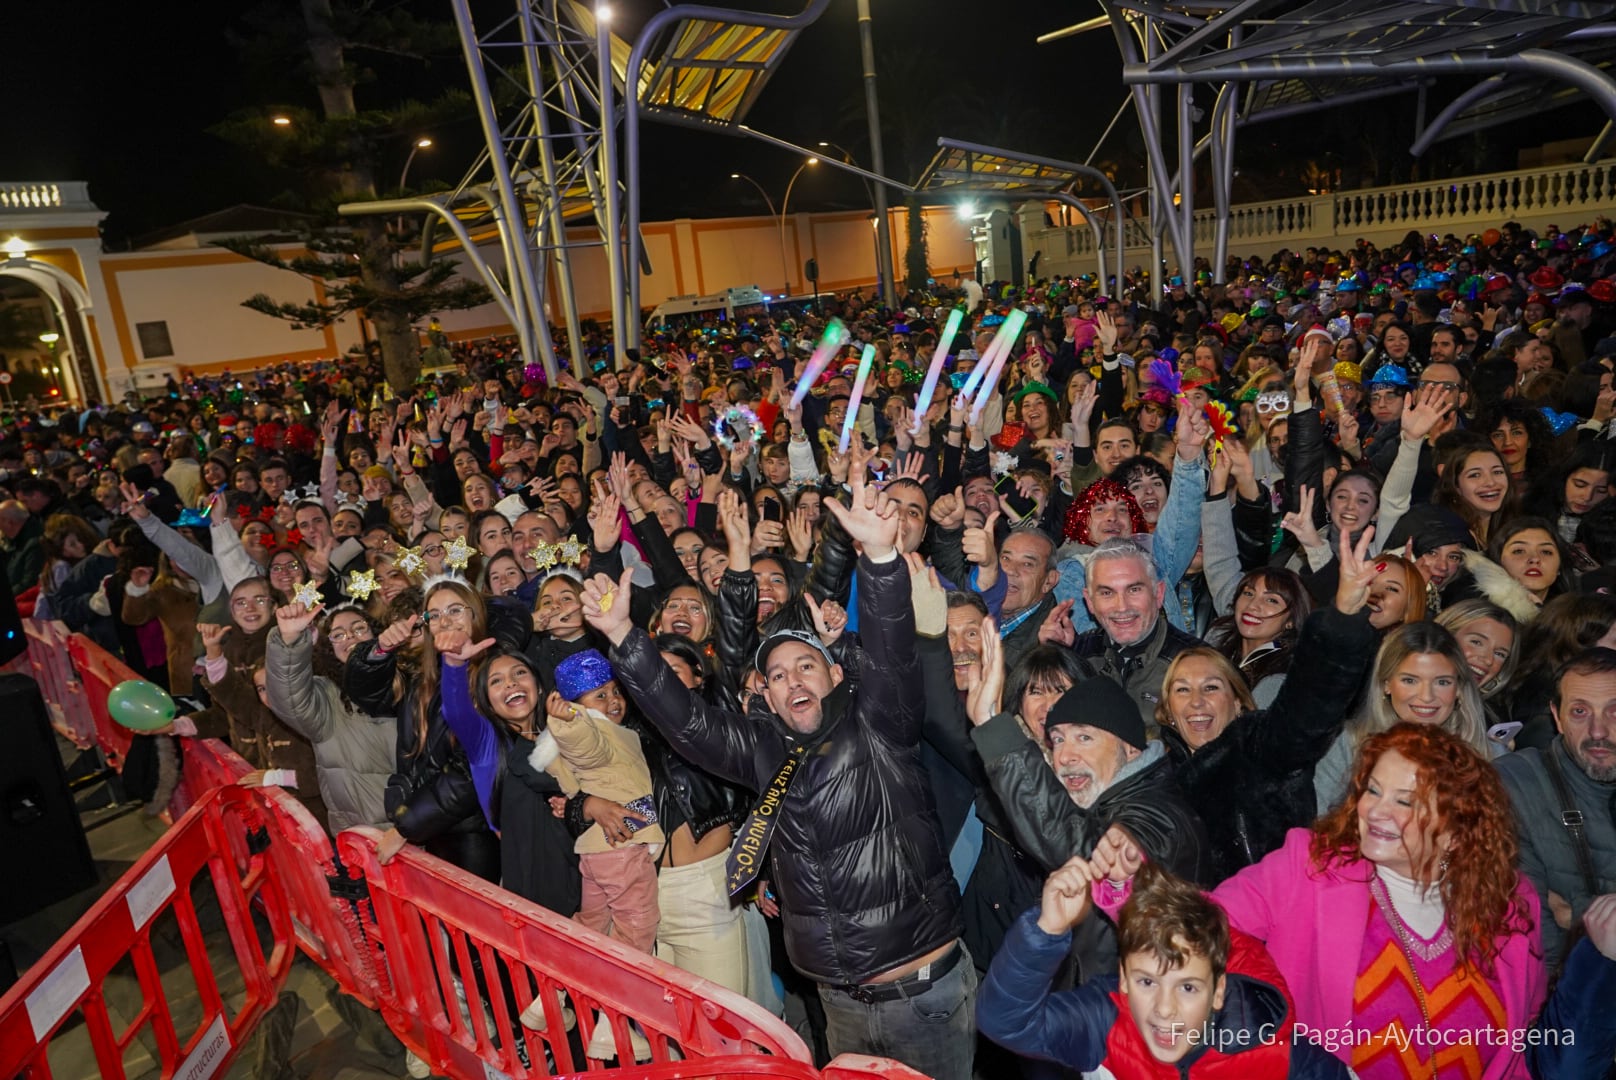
left=1154, top=646, right=1256, bottom=735
left=1354, top=622, right=1489, bottom=757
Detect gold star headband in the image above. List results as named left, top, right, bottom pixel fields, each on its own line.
left=525, top=537, right=586, bottom=572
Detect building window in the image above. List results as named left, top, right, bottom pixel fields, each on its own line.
left=136, top=321, right=174, bottom=359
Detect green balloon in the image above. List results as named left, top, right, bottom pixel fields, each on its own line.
left=107, top=679, right=177, bottom=732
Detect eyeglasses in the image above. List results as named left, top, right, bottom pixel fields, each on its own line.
left=422, top=602, right=471, bottom=625
left=1420, top=380, right=1461, bottom=392
left=327, top=625, right=374, bottom=645
left=269, top=561, right=299, bottom=575
left=232, top=595, right=273, bottom=611
left=422, top=543, right=445, bottom=557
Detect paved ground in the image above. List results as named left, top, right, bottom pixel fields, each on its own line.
left=1, top=738, right=404, bottom=1080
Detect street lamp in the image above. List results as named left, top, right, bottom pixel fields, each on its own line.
left=271, top=115, right=292, bottom=127
left=399, top=137, right=434, bottom=191
left=778, top=158, right=818, bottom=299
left=731, top=163, right=817, bottom=300
left=39, top=332, right=61, bottom=399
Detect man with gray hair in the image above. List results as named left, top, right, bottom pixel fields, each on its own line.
left=0, top=499, right=44, bottom=593
left=1059, top=538, right=1202, bottom=734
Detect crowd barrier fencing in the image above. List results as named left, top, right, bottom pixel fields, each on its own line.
left=3, top=633, right=931, bottom=1080
left=22, top=620, right=103, bottom=757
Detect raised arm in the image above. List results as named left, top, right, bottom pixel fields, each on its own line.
left=264, top=611, right=339, bottom=743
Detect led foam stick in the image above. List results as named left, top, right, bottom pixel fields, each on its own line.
left=911, top=307, right=965, bottom=434
left=789, top=318, right=851, bottom=410
left=969, top=309, right=1028, bottom=423
left=839, top=344, right=877, bottom=454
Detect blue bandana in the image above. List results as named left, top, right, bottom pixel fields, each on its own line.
left=555, top=649, right=614, bottom=702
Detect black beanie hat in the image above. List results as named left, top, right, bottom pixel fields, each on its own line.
left=1382, top=503, right=1476, bottom=558
left=1044, top=675, right=1147, bottom=750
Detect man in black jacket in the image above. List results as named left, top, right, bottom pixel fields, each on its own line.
left=968, top=653, right=1211, bottom=984
left=583, top=468, right=976, bottom=1080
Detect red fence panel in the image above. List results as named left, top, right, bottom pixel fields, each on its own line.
left=339, top=828, right=815, bottom=1079
left=64, top=631, right=137, bottom=772
left=0, top=787, right=294, bottom=1080
left=24, top=620, right=97, bottom=752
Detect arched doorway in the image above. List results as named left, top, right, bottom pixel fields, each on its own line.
left=0, top=257, right=104, bottom=406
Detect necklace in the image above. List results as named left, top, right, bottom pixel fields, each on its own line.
left=1371, top=878, right=1441, bottom=1079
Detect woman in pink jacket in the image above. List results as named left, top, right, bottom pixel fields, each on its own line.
left=1212, top=722, right=1544, bottom=1080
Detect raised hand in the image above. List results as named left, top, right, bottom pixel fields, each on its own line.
left=930, top=486, right=966, bottom=531
left=1094, top=310, right=1118, bottom=354
left=1336, top=410, right=1361, bottom=454
left=962, top=510, right=1000, bottom=592
left=1038, top=598, right=1078, bottom=647
left=1401, top=383, right=1454, bottom=443
left=118, top=480, right=151, bottom=521
left=580, top=567, right=635, bottom=644
left=1175, top=398, right=1210, bottom=461
left=198, top=623, right=231, bottom=659
left=589, top=489, right=622, bottom=553
left=1333, top=521, right=1380, bottom=616
left=1071, top=379, right=1099, bottom=431
left=437, top=631, right=495, bottom=668
left=964, top=616, right=1003, bottom=728
left=1279, top=484, right=1324, bottom=550
left=785, top=506, right=814, bottom=562
left=716, top=488, right=751, bottom=563
left=823, top=455, right=900, bottom=561
left=378, top=614, right=420, bottom=652
left=1037, top=855, right=1097, bottom=937
left=275, top=601, right=321, bottom=641
left=804, top=592, right=849, bottom=648
left=1584, top=893, right=1616, bottom=961
left=1089, top=824, right=1144, bottom=883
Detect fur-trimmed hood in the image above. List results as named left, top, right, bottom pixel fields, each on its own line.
left=1461, top=549, right=1541, bottom=623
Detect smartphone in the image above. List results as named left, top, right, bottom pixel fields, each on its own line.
left=761, top=497, right=782, bottom=523
left=1487, top=721, right=1523, bottom=745
left=1002, top=487, right=1036, bottom=518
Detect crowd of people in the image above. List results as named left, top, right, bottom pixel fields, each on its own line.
left=5, top=216, right=1616, bottom=1079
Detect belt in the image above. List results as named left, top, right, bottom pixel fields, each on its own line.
left=835, top=944, right=964, bottom=1004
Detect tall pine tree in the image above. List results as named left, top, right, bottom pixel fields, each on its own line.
left=213, top=0, right=489, bottom=389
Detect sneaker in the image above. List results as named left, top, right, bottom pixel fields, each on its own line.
left=518, top=990, right=575, bottom=1032
left=585, top=1015, right=651, bottom=1062
left=404, top=1050, right=431, bottom=1078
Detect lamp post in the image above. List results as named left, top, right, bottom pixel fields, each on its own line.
left=399, top=137, right=434, bottom=192
left=38, top=331, right=61, bottom=400
left=778, top=157, right=818, bottom=299
left=854, top=0, right=896, bottom=309
left=821, top=141, right=885, bottom=291
left=731, top=157, right=817, bottom=299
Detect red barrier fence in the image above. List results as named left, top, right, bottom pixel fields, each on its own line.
left=4, top=635, right=932, bottom=1080
left=22, top=620, right=101, bottom=756
left=0, top=786, right=295, bottom=1080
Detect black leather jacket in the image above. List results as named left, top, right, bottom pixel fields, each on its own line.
left=612, top=553, right=962, bottom=985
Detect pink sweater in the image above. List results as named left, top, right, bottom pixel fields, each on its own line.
left=1212, top=828, right=1545, bottom=1080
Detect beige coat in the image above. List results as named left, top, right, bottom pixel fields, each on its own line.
left=531, top=706, right=664, bottom=855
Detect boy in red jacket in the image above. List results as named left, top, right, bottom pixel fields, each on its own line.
left=978, top=857, right=1348, bottom=1079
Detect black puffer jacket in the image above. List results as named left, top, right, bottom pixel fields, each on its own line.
left=1162, top=606, right=1378, bottom=884
left=611, top=553, right=962, bottom=985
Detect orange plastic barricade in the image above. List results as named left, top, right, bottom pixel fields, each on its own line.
left=340, top=828, right=814, bottom=1079
left=0, top=786, right=295, bottom=1080
left=23, top=620, right=98, bottom=752
left=65, top=631, right=137, bottom=772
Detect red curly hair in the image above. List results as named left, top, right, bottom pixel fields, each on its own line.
left=1310, top=723, right=1532, bottom=974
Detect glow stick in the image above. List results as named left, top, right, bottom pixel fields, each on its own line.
left=969, top=309, right=1028, bottom=423
left=911, top=307, right=965, bottom=434
left=839, top=344, right=877, bottom=454
left=789, top=318, right=850, bottom=409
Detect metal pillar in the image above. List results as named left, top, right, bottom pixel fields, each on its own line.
left=596, top=7, right=629, bottom=369
left=519, top=7, right=585, bottom=374
left=1588, top=120, right=1616, bottom=163
left=622, top=0, right=835, bottom=352
left=448, top=0, right=549, bottom=377
left=1115, top=9, right=1191, bottom=276
left=857, top=0, right=897, bottom=308
left=1209, top=83, right=1235, bottom=283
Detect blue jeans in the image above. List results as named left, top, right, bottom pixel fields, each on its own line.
left=817, top=943, right=978, bottom=1080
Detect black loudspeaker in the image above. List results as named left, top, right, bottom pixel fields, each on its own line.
left=0, top=674, right=96, bottom=924
left=804, top=258, right=819, bottom=283
left=0, top=568, right=24, bottom=666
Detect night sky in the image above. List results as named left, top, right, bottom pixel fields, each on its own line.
left=8, top=0, right=1601, bottom=245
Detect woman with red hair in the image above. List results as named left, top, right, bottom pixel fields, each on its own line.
left=1213, top=723, right=1544, bottom=1079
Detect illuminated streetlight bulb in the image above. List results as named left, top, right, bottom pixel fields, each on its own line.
left=271, top=115, right=292, bottom=127
left=596, top=4, right=611, bottom=22
left=38, top=332, right=60, bottom=344
left=730, top=173, right=741, bottom=179
left=958, top=201, right=977, bottom=221
left=807, top=157, right=819, bottom=166
left=415, top=137, right=433, bottom=148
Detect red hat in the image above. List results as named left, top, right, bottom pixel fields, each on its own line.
left=1525, top=293, right=1550, bottom=309
left=1481, top=274, right=1512, bottom=297
left=1587, top=280, right=1616, bottom=304
left=1528, top=266, right=1565, bottom=294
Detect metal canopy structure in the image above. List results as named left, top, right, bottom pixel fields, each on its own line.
left=1038, top=0, right=1616, bottom=283
left=914, top=139, right=1128, bottom=288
